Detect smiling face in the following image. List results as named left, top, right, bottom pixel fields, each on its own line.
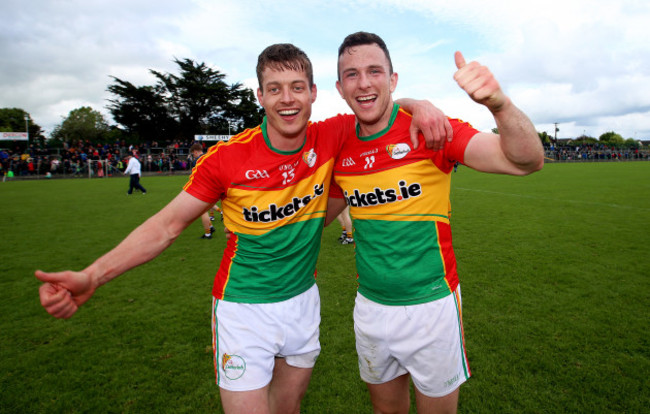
left=336, top=43, right=398, bottom=136
left=257, top=67, right=317, bottom=151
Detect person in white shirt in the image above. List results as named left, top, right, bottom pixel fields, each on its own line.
left=124, top=155, right=147, bottom=195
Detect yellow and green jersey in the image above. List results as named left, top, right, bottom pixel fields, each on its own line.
left=184, top=115, right=353, bottom=303
left=332, top=104, right=478, bottom=306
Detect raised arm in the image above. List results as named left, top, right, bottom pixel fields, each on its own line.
left=35, top=191, right=211, bottom=319
left=395, top=98, right=453, bottom=151
left=453, top=51, right=544, bottom=175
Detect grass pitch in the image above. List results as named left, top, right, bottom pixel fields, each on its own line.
left=1, top=161, right=648, bottom=413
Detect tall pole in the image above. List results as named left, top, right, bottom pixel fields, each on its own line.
left=24, top=114, right=29, bottom=145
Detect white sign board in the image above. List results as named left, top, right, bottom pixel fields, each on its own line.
left=194, top=135, right=231, bottom=141
left=0, top=132, right=28, bottom=141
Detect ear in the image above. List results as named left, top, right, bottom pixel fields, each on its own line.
left=335, top=80, right=344, bottom=99
left=389, top=72, right=398, bottom=93
left=256, top=88, right=263, bottom=105
left=311, top=84, right=318, bottom=103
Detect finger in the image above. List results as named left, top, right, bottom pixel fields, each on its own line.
left=455, top=51, right=466, bottom=69
left=39, top=283, right=68, bottom=307
left=421, top=126, right=435, bottom=150
left=444, top=119, right=454, bottom=142
left=49, top=296, right=78, bottom=319
left=39, top=284, right=76, bottom=318
left=409, top=125, right=420, bottom=150
left=35, top=270, right=66, bottom=284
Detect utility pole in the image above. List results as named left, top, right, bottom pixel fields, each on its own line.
left=24, top=113, right=30, bottom=146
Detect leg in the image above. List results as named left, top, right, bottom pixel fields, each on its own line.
left=338, top=206, right=354, bottom=243
left=366, top=374, right=411, bottom=414
left=200, top=212, right=213, bottom=238
left=414, top=387, right=459, bottom=414
left=128, top=175, right=136, bottom=194
left=340, top=206, right=353, bottom=234
left=220, top=386, right=271, bottom=414
left=269, top=358, right=313, bottom=414
left=134, top=175, right=146, bottom=193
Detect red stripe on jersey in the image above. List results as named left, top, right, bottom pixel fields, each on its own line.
left=437, top=221, right=459, bottom=292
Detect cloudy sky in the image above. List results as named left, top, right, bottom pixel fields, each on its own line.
left=2, top=0, right=649, bottom=140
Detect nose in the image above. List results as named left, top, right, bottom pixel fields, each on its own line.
left=359, top=72, right=371, bottom=89
left=280, top=87, right=294, bottom=103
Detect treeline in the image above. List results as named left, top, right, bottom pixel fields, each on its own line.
left=1, top=58, right=264, bottom=149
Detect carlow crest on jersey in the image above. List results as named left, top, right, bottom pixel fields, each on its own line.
left=303, top=148, right=317, bottom=167
left=386, top=143, right=411, bottom=160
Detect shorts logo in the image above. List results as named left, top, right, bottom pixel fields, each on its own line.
left=444, top=373, right=460, bottom=388
left=222, top=353, right=246, bottom=380
left=303, top=148, right=317, bottom=167
left=386, top=143, right=410, bottom=160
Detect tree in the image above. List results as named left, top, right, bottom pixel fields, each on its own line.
left=0, top=107, right=45, bottom=147
left=598, top=131, right=624, bottom=147
left=107, top=79, right=177, bottom=143
left=624, top=138, right=640, bottom=149
left=107, top=58, right=263, bottom=143
left=575, top=134, right=597, bottom=145
left=50, top=107, right=111, bottom=144
left=538, top=131, right=552, bottom=145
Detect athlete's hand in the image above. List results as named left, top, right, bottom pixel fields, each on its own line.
left=454, top=51, right=508, bottom=113
left=408, top=99, right=453, bottom=151
left=35, top=270, right=97, bottom=319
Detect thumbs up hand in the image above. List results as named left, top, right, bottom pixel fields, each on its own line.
left=453, top=51, right=509, bottom=113
left=35, top=269, right=97, bottom=319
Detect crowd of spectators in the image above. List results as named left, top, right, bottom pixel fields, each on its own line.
left=2, top=139, right=649, bottom=178
left=0, top=139, right=212, bottom=178
left=544, top=143, right=650, bottom=162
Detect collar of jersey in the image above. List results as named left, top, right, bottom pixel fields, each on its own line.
left=356, top=103, right=400, bottom=141
left=261, top=117, right=307, bottom=155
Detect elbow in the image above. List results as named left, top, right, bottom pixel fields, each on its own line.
left=518, top=155, right=544, bottom=176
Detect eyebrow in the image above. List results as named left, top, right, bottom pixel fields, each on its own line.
left=342, top=64, right=384, bottom=73
left=265, top=79, right=307, bottom=88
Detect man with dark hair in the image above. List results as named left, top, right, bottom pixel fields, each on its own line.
left=327, top=31, right=544, bottom=413
left=36, top=42, right=448, bottom=414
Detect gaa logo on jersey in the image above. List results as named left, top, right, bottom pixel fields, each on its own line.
left=222, top=353, right=246, bottom=380
left=303, top=148, right=317, bottom=167
left=386, top=143, right=411, bottom=160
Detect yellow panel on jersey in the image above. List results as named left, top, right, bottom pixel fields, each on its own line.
left=335, top=158, right=451, bottom=224
left=223, top=159, right=331, bottom=236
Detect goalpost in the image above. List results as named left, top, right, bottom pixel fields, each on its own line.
left=87, top=160, right=122, bottom=179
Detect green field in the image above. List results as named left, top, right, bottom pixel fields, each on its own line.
left=1, top=162, right=648, bottom=413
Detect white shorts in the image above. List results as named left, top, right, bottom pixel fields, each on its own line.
left=212, top=284, right=321, bottom=391
left=354, top=286, right=470, bottom=397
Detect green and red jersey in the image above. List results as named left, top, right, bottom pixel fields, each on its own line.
left=331, top=104, right=479, bottom=306
left=184, top=115, right=354, bottom=303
